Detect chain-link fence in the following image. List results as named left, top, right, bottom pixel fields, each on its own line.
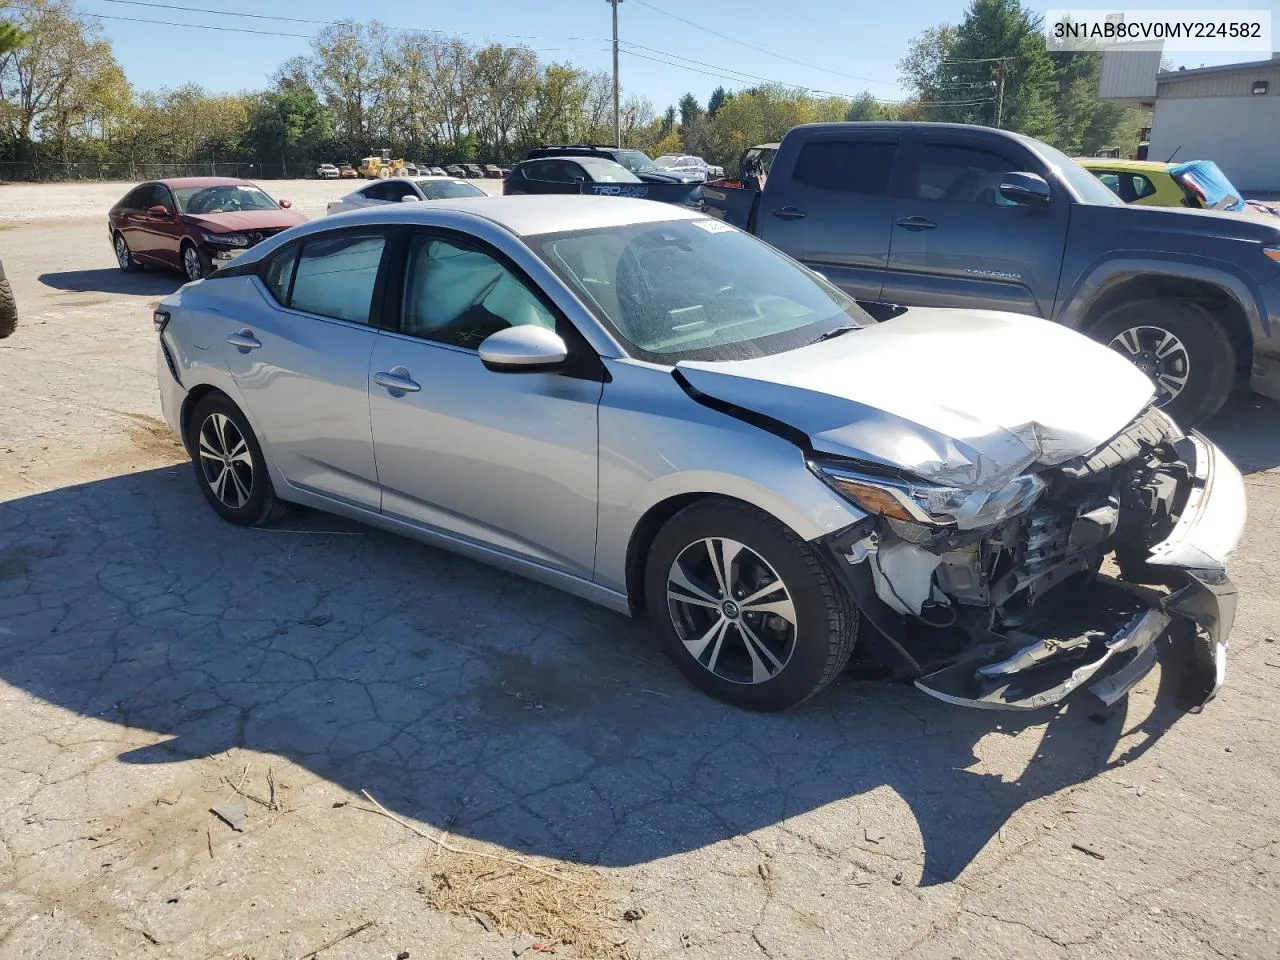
left=0, top=160, right=310, bottom=183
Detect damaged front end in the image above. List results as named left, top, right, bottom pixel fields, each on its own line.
left=816, top=407, right=1246, bottom=711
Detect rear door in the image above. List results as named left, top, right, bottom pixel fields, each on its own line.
left=755, top=132, right=901, bottom=301
left=150, top=184, right=183, bottom=266
left=881, top=132, right=1069, bottom=316
left=221, top=229, right=389, bottom=509
left=130, top=184, right=169, bottom=263
left=115, top=186, right=151, bottom=255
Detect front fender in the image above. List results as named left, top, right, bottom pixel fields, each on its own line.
left=1056, top=254, right=1267, bottom=341
left=594, top=361, right=863, bottom=595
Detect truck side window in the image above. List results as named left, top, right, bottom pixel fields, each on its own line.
left=916, top=143, right=1020, bottom=206
left=793, top=140, right=897, bottom=195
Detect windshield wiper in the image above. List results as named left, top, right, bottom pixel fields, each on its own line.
left=808, top=325, right=860, bottom=345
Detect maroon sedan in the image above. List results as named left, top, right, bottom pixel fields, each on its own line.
left=108, top=178, right=305, bottom=282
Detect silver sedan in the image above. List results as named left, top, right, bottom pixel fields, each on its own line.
left=154, top=197, right=1245, bottom=712
left=325, top=176, right=486, bottom=215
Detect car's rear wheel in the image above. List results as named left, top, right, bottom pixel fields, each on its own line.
left=114, top=233, right=143, bottom=273
left=644, top=499, right=858, bottom=711
left=182, top=243, right=211, bottom=282
left=189, top=393, right=287, bottom=526
left=1089, top=298, right=1235, bottom=426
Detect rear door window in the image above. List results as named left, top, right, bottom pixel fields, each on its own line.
left=793, top=140, right=897, bottom=195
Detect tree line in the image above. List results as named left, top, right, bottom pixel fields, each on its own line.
left=0, top=0, right=1147, bottom=179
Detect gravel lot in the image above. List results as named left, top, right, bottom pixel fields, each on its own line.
left=1, top=185, right=1279, bottom=960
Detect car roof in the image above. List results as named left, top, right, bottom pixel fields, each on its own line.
left=1076, top=158, right=1172, bottom=172
left=321, top=195, right=704, bottom=237
left=155, top=177, right=253, bottom=188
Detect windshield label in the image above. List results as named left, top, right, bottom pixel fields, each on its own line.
left=692, top=218, right=736, bottom=233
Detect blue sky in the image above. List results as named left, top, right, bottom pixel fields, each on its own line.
left=81, top=0, right=1280, bottom=110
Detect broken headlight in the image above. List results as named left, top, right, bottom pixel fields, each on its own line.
left=811, top=461, right=1046, bottom=530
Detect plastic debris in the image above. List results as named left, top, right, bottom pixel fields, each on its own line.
left=210, top=797, right=247, bottom=832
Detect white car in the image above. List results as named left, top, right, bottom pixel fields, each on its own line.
left=653, top=154, right=711, bottom=182
left=315, top=163, right=340, bottom=180
left=325, top=176, right=487, bottom=215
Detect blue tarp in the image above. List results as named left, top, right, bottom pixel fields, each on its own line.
left=1169, top=160, right=1244, bottom=211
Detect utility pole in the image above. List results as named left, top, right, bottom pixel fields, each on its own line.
left=993, top=58, right=1009, bottom=129
left=607, top=0, right=622, bottom=146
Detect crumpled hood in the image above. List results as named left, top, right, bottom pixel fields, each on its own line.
left=183, top=210, right=306, bottom=233
left=676, top=308, right=1157, bottom=490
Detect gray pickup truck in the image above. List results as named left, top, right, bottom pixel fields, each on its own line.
left=701, top=122, right=1280, bottom=426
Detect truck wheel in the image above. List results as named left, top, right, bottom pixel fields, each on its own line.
left=1089, top=298, right=1235, bottom=426
left=0, top=277, right=16, bottom=339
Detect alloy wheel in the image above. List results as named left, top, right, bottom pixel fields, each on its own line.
left=115, top=235, right=131, bottom=270
left=197, top=412, right=253, bottom=509
left=184, top=246, right=203, bottom=281
left=1108, top=324, right=1191, bottom=402
left=666, top=537, right=797, bottom=685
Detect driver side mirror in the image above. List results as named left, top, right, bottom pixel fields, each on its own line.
left=999, top=172, right=1052, bottom=207
left=278, top=198, right=293, bottom=209
left=147, top=204, right=171, bottom=217
left=400, top=194, right=421, bottom=202
left=478, top=326, right=568, bottom=373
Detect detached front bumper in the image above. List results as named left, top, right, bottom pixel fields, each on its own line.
left=909, top=434, right=1245, bottom=711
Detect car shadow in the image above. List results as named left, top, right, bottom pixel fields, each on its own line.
left=0, top=464, right=1203, bottom=887
left=38, top=268, right=184, bottom=296
left=1201, top=392, right=1280, bottom=474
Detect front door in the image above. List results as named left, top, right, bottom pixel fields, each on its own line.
left=755, top=133, right=902, bottom=301
left=369, top=231, right=602, bottom=576
left=881, top=134, right=1070, bottom=316
left=222, top=230, right=387, bottom=509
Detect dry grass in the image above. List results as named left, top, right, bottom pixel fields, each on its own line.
left=421, top=846, right=632, bottom=960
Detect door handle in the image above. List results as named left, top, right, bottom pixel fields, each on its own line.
left=374, top=367, right=421, bottom=394
left=225, top=330, right=261, bottom=351
left=895, top=216, right=937, bottom=231
left=772, top=206, right=807, bottom=221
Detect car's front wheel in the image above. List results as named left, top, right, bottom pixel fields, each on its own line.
left=182, top=243, right=211, bottom=282
left=189, top=393, right=287, bottom=526
left=644, top=499, right=859, bottom=711
left=1089, top=298, right=1235, bottom=426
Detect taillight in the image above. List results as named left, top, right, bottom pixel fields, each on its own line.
left=1177, top=174, right=1206, bottom=208
left=153, top=309, right=170, bottom=333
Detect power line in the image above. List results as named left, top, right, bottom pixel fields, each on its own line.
left=68, top=6, right=600, bottom=52
left=629, top=0, right=898, bottom=88
left=65, top=10, right=313, bottom=39
left=621, top=46, right=992, bottom=107
left=98, top=0, right=607, bottom=43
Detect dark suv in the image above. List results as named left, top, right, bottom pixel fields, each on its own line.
left=525, top=145, right=703, bottom=184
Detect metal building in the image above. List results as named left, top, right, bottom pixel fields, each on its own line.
left=1099, top=51, right=1280, bottom=193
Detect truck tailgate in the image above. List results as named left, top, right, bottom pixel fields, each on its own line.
left=699, top=181, right=760, bottom=230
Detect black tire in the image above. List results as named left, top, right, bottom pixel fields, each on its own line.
left=1087, top=297, right=1235, bottom=427
left=0, top=277, right=16, bottom=339
left=188, top=393, right=288, bottom=526
left=181, top=242, right=212, bottom=282
left=644, top=498, right=859, bottom=711
left=113, top=232, right=143, bottom=273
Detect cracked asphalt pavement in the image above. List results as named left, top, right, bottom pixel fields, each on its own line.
left=2, top=190, right=1280, bottom=959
